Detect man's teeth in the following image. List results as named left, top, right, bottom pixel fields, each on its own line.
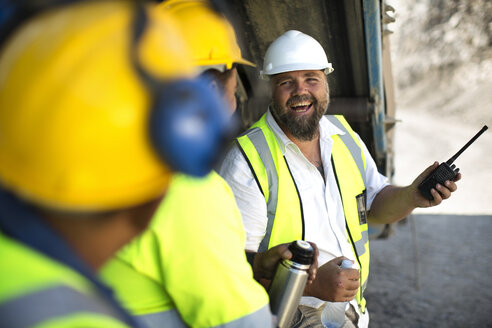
left=291, top=102, right=311, bottom=112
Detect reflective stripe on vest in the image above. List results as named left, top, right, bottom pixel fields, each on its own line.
left=326, top=115, right=369, bottom=257
left=237, top=114, right=369, bottom=312
left=138, top=304, right=272, bottom=328
left=237, top=114, right=304, bottom=252
left=0, top=285, right=125, bottom=328
left=137, top=308, right=187, bottom=328
left=325, top=116, right=366, bottom=187
left=244, top=127, right=280, bottom=253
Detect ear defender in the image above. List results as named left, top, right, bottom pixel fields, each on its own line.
left=149, top=77, right=234, bottom=177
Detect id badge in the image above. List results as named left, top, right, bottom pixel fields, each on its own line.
left=356, top=190, right=367, bottom=225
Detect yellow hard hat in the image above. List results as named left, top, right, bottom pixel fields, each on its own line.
left=0, top=1, right=198, bottom=212
left=160, top=0, right=255, bottom=71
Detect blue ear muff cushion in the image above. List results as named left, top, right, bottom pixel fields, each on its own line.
left=149, top=78, right=230, bottom=177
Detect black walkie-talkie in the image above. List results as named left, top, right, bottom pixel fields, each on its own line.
left=418, top=125, right=488, bottom=200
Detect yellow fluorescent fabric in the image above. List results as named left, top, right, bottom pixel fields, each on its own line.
left=101, top=172, right=269, bottom=327
left=237, top=114, right=369, bottom=312
left=237, top=114, right=303, bottom=249
left=331, top=134, right=369, bottom=312
left=0, top=232, right=130, bottom=327
left=35, top=314, right=130, bottom=328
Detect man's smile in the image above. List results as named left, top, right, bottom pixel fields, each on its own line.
left=287, top=95, right=315, bottom=115
left=290, top=101, right=313, bottom=113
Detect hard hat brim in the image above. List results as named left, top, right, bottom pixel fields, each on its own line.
left=235, top=57, right=256, bottom=68
left=260, top=63, right=334, bottom=80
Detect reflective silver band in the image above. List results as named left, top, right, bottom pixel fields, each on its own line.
left=137, top=308, right=187, bottom=328
left=138, top=304, right=272, bottom=328
left=327, top=115, right=368, bottom=257
left=0, top=285, right=124, bottom=328
left=245, top=128, right=279, bottom=253
left=215, top=304, right=272, bottom=328
left=353, top=229, right=368, bottom=256
left=361, top=279, right=368, bottom=294
left=326, top=115, right=366, bottom=187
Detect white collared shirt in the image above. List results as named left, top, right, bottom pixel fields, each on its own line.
left=219, top=109, right=388, bottom=327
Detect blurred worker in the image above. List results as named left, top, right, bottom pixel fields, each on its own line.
left=219, top=30, right=460, bottom=328
left=100, top=1, right=319, bottom=327
left=0, top=1, right=231, bottom=327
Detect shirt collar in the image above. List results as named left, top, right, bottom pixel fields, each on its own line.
left=265, top=108, right=290, bottom=154
left=265, top=107, right=346, bottom=153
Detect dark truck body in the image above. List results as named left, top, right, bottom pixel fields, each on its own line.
left=220, top=0, right=397, bottom=238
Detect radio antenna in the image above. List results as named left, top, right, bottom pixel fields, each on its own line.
left=446, top=125, right=488, bottom=165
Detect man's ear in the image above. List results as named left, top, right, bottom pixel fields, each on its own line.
left=208, top=79, right=220, bottom=92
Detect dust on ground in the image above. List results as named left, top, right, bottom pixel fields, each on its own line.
left=365, top=214, right=492, bottom=328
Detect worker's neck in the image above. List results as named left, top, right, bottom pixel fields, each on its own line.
left=40, top=213, right=132, bottom=270
left=280, top=124, right=321, bottom=159
left=293, top=135, right=319, bottom=157
left=38, top=199, right=160, bottom=271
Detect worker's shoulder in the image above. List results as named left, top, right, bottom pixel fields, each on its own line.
left=167, top=171, right=231, bottom=196
left=0, top=233, right=93, bottom=303
left=151, top=171, right=240, bottom=229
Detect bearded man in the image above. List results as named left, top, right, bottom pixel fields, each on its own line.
left=219, top=30, right=460, bottom=328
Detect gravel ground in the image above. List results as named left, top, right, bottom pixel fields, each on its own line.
left=364, top=1, right=492, bottom=320
left=365, top=214, right=492, bottom=328
left=363, top=80, right=492, bottom=327
left=363, top=72, right=492, bottom=327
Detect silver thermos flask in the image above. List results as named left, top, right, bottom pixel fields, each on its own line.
left=268, top=240, right=315, bottom=328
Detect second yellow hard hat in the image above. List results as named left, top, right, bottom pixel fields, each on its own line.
left=0, top=1, right=198, bottom=212
left=160, top=0, right=255, bottom=71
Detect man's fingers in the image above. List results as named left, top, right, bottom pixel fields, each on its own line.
left=344, top=279, right=360, bottom=291
left=339, top=266, right=359, bottom=281
left=307, top=266, right=317, bottom=283
left=430, top=188, right=442, bottom=205
left=331, top=256, right=345, bottom=267
left=304, top=241, right=318, bottom=283
left=343, top=290, right=358, bottom=299
left=268, top=243, right=291, bottom=263
left=436, top=183, right=453, bottom=199
left=415, top=162, right=439, bottom=184
left=444, top=180, right=458, bottom=192
left=279, top=246, right=292, bottom=260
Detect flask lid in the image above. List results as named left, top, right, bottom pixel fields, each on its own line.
left=288, top=240, right=314, bottom=265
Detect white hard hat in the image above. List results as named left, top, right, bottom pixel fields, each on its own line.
left=260, top=30, right=334, bottom=80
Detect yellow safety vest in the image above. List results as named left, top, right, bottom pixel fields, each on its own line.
left=0, top=232, right=131, bottom=328
left=101, top=172, right=271, bottom=327
left=237, top=114, right=370, bottom=312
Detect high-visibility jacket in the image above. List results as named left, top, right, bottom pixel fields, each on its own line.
left=0, top=231, right=133, bottom=328
left=101, top=172, right=272, bottom=327
left=236, top=114, right=370, bottom=312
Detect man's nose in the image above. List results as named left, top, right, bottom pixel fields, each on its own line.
left=292, top=81, right=308, bottom=96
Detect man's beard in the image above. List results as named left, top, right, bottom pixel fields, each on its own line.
left=272, top=89, right=329, bottom=141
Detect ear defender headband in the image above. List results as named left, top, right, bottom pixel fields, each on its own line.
left=132, top=4, right=234, bottom=177
left=0, top=1, right=233, bottom=178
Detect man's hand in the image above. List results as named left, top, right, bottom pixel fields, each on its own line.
left=411, top=161, right=461, bottom=208
left=249, top=241, right=319, bottom=285
left=304, top=256, right=359, bottom=302
left=368, top=162, right=462, bottom=224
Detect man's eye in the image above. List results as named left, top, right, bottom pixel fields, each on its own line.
left=279, top=81, right=292, bottom=86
